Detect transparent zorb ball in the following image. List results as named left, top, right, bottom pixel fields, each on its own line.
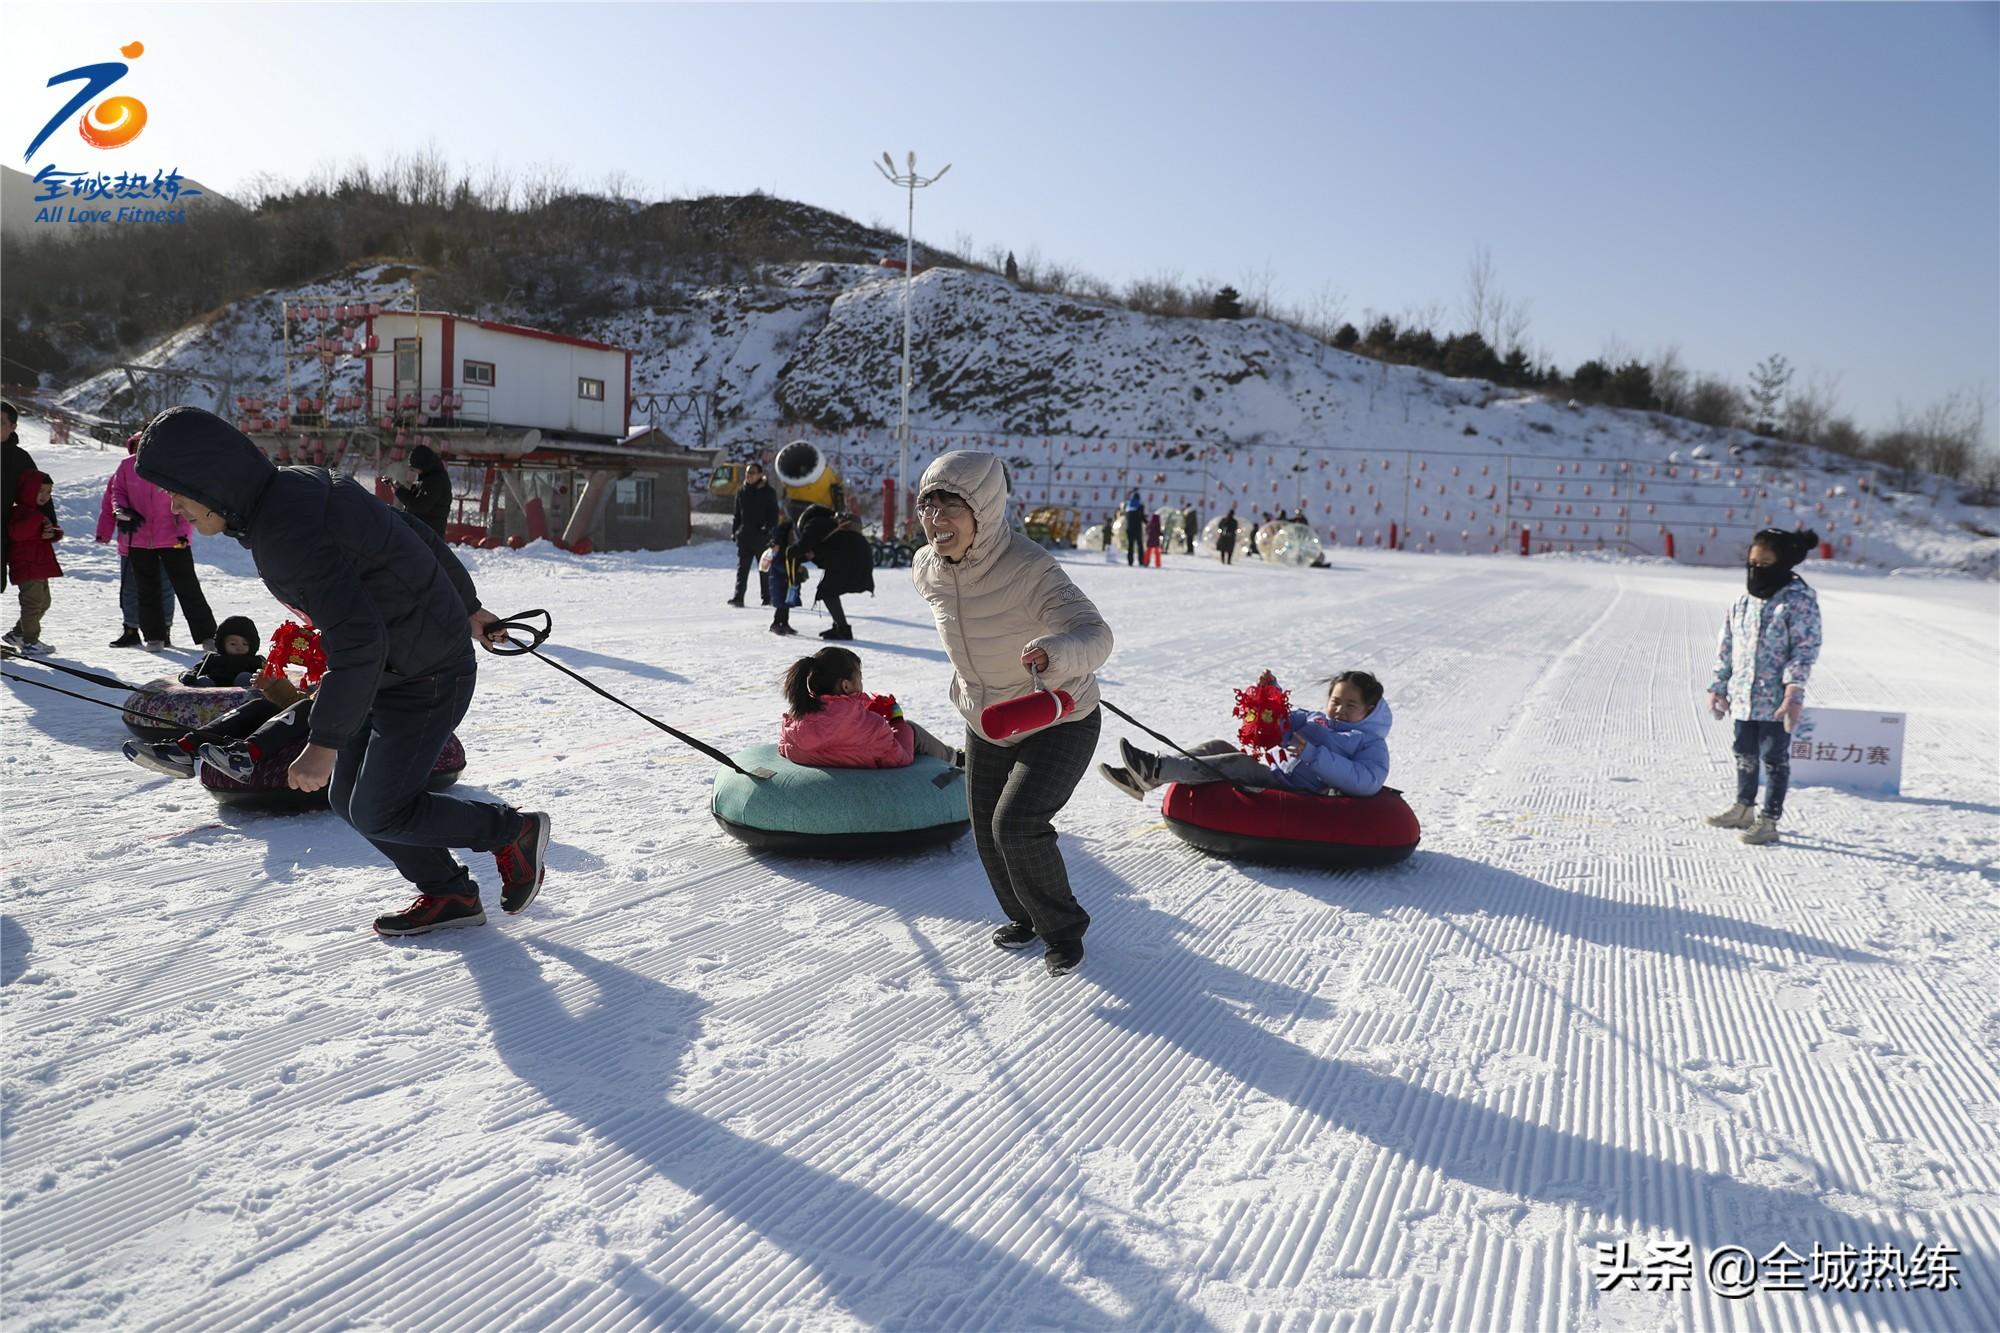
left=1267, top=521, right=1323, bottom=566
left=1077, top=521, right=1107, bottom=551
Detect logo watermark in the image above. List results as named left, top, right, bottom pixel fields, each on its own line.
left=25, top=40, right=202, bottom=227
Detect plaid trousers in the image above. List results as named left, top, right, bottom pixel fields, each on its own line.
left=965, top=707, right=1102, bottom=946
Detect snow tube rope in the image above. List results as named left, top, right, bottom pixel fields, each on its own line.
left=483, top=608, right=774, bottom=780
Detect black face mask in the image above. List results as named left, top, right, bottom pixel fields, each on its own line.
left=1746, top=563, right=1789, bottom=599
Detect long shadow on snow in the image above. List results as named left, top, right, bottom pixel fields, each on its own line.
left=532, top=642, right=688, bottom=685
left=469, top=933, right=1213, bottom=1331
left=1, top=915, right=28, bottom=988
left=1061, top=852, right=1989, bottom=1326
left=1227, top=849, right=1883, bottom=969
left=1773, top=834, right=1999, bottom=881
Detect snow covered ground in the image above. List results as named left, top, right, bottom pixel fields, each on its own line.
left=4, top=420, right=1997, bottom=1332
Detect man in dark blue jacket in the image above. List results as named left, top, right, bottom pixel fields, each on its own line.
left=728, top=462, right=780, bottom=607
left=136, top=406, right=549, bottom=937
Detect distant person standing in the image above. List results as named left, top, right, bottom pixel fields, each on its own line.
left=1181, top=503, right=1199, bottom=554
left=393, top=443, right=453, bottom=537
left=1144, top=510, right=1163, bottom=567
left=2, top=400, right=36, bottom=592
left=728, top=462, right=780, bottom=607
left=119, top=435, right=218, bottom=651
left=96, top=433, right=175, bottom=647
left=1216, top=507, right=1239, bottom=565
left=1123, top=488, right=1146, bottom=567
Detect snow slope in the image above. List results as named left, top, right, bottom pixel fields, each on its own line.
left=4, top=422, right=1997, bottom=1331
left=50, top=256, right=2000, bottom=575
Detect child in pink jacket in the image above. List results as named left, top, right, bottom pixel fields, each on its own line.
left=777, top=646, right=961, bottom=768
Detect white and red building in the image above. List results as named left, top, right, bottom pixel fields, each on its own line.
left=364, top=311, right=631, bottom=441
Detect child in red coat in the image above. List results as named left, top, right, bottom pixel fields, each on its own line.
left=4, top=471, right=62, bottom=655
left=777, top=646, right=961, bottom=768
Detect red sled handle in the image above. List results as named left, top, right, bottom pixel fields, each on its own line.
left=980, top=665, right=1075, bottom=740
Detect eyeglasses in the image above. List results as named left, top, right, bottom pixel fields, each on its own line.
left=916, top=499, right=971, bottom=519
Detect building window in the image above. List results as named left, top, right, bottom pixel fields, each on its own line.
left=462, top=360, right=495, bottom=386
left=612, top=476, right=653, bottom=521
left=578, top=377, right=605, bottom=401
left=394, top=337, right=421, bottom=385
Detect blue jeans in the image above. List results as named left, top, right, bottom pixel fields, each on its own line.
left=1732, top=719, right=1791, bottom=819
left=327, top=656, right=516, bottom=895
left=118, top=553, right=174, bottom=631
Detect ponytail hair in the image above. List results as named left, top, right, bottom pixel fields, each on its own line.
left=782, top=646, right=863, bottom=717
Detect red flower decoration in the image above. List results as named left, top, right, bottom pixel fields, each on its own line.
left=1232, top=676, right=1291, bottom=758
left=263, top=620, right=327, bottom=686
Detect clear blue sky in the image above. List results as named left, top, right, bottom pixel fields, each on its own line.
left=10, top=2, right=1997, bottom=445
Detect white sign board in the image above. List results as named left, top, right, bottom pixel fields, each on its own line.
left=1787, top=708, right=1905, bottom=796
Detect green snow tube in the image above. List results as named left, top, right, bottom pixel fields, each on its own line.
left=711, top=743, right=970, bottom=858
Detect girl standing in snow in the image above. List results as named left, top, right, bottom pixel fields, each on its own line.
left=1706, top=528, right=1823, bottom=846
left=778, top=646, right=960, bottom=768
left=913, top=451, right=1114, bottom=978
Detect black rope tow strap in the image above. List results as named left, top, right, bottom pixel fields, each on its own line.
left=1096, top=698, right=1240, bottom=784
left=484, top=610, right=774, bottom=780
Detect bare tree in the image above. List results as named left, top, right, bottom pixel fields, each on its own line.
left=1649, top=345, right=1691, bottom=417
left=1686, top=375, right=1742, bottom=429
left=1460, top=244, right=1496, bottom=344
left=1782, top=368, right=1843, bottom=445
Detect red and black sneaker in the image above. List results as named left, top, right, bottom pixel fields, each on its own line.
left=373, top=892, right=484, bottom=937
left=495, top=811, right=551, bottom=914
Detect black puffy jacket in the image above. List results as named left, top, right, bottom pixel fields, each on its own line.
left=136, top=407, right=482, bottom=750
left=393, top=444, right=452, bottom=536
left=790, top=503, right=874, bottom=602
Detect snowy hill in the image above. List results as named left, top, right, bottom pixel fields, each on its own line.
left=4, top=421, right=1997, bottom=1329
left=52, top=257, right=2000, bottom=575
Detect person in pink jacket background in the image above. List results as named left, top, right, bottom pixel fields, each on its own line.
left=95, top=435, right=177, bottom=647
left=96, top=433, right=216, bottom=650
left=777, top=646, right=960, bottom=769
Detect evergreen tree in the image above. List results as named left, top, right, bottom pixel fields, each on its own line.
left=1441, top=331, right=1500, bottom=380
left=1501, top=346, right=1533, bottom=385
left=1209, top=285, right=1244, bottom=320
left=1362, top=317, right=1397, bottom=353
left=1004, top=251, right=1018, bottom=283
left=1608, top=361, right=1656, bottom=410
left=1571, top=359, right=1610, bottom=398
left=1746, top=353, right=1792, bottom=436
left=1332, top=322, right=1360, bottom=350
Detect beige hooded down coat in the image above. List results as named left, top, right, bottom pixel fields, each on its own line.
left=912, top=451, right=1113, bottom=745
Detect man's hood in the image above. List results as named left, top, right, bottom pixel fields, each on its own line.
left=918, top=450, right=1011, bottom=568
left=409, top=443, right=444, bottom=474
left=135, top=407, right=277, bottom=534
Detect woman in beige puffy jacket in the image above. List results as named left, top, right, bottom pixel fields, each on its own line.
left=912, top=451, right=1114, bottom=977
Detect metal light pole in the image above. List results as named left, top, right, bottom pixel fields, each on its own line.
left=874, top=150, right=950, bottom=537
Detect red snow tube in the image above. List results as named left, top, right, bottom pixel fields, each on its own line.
left=1160, top=782, right=1420, bottom=869
left=200, top=733, right=467, bottom=811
